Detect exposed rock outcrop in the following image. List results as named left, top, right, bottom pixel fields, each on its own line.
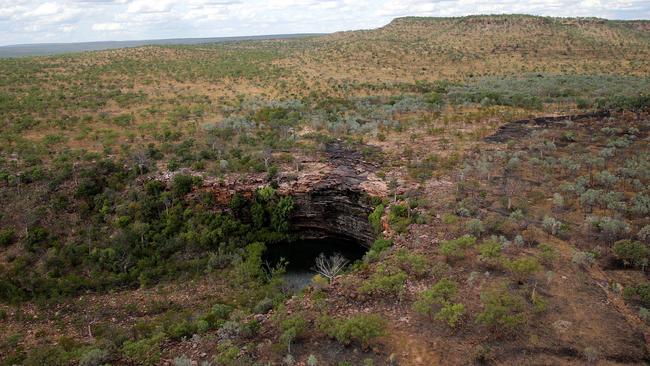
left=485, top=110, right=610, bottom=143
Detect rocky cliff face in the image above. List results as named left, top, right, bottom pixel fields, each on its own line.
left=289, top=186, right=375, bottom=246
left=277, top=141, right=386, bottom=247
left=193, top=141, right=387, bottom=248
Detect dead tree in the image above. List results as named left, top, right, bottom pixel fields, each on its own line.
left=312, top=253, right=349, bottom=282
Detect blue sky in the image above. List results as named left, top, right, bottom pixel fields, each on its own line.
left=1, top=0, right=649, bottom=46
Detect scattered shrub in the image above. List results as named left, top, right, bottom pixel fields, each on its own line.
left=613, top=240, right=649, bottom=269
left=278, top=313, right=308, bottom=353
left=173, top=355, right=192, bottom=366
left=466, top=219, right=485, bottom=237
left=171, top=174, right=195, bottom=198
left=388, top=204, right=412, bottom=233
left=0, top=228, right=15, bottom=247
left=586, top=216, right=631, bottom=241
left=413, top=278, right=465, bottom=328
left=368, top=204, right=385, bottom=234
left=572, top=250, right=596, bottom=267
left=541, top=216, right=562, bottom=236
left=631, top=193, right=650, bottom=216
left=79, top=348, right=110, bottom=366
left=476, top=284, right=525, bottom=334
left=121, top=333, right=164, bottom=366
left=359, top=265, right=407, bottom=297
left=639, top=307, right=650, bottom=323
left=638, top=225, right=650, bottom=244
left=365, top=238, right=392, bottom=262
left=320, top=314, right=386, bottom=349
left=214, top=341, right=240, bottom=366
left=552, top=193, right=565, bottom=210
left=254, top=297, right=275, bottom=314
left=442, top=213, right=458, bottom=225
left=538, top=243, right=557, bottom=265
left=435, top=302, right=466, bottom=328
left=503, top=257, right=542, bottom=283
left=440, top=235, right=476, bottom=260
left=624, top=282, right=650, bottom=307
left=307, top=354, right=318, bottom=366
left=583, top=347, right=599, bottom=363
left=22, top=345, right=68, bottom=366
left=394, top=249, right=429, bottom=277
left=477, top=240, right=501, bottom=260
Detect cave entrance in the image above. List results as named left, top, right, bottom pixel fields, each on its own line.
left=263, top=237, right=367, bottom=292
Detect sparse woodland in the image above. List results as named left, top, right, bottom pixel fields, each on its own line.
left=0, top=15, right=649, bottom=366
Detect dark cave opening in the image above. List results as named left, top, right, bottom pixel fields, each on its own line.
left=262, top=237, right=367, bottom=291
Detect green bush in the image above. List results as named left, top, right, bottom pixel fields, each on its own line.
left=466, top=219, right=485, bottom=236
left=442, top=213, right=458, bottom=225
left=538, top=244, right=557, bottom=265
left=394, top=249, right=429, bottom=277
left=413, top=279, right=458, bottom=313
left=279, top=313, right=308, bottom=352
left=477, top=240, right=501, bottom=260
left=440, top=240, right=463, bottom=260
left=503, top=257, right=542, bottom=283
left=79, top=348, right=110, bottom=366
left=321, top=314, right=386, bottom=349
left=270, top=196, right=294, bottom=233
left=413, top=278, right=464, bottom=328
left=167, top=320, right=197, bottom=340
left=439, top=235, right=476, bottom=260
left=586, top=216, right=631, bottom=241
left=22, top=345, right=68, bottom=366
left=214, top=341, right=240, bottom=366
left=121, top=333, right=164, bottom=366
left=359, top=265, right=407, bottom=297
left=25, top=226, right=49, bottom=251
left=476, top=285, right=526, bottom=334
left=613, top=240, right=649, bottom=269
left=364, top=238, right=393, bottom=262
left=435, top=303, right=465, bottom=328
left=388, top=204, right=412, bottom=233
left=0, top=228, right=15, bottom=247
left=637, top=225, right=650, bottom=244
left=624, top=282, right=650, bottom=307
left=201, top=303, right=233, bottom=329
left=171, top=174, right=195, bottom=198
left=368, top=204, right=385, bottom=234
left=371, top=238, right=392, bottom=253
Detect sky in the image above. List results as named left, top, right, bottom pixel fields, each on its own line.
left=1, top=0, right=649, bottom=46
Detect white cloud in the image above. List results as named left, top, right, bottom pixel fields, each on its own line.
left=127, top=0, right=174, bottom=13
left=92, top=22, right=124, bottom=31
left=27, top=2, right=60, bottom=16
left=0, top=0, right=649, bottom=46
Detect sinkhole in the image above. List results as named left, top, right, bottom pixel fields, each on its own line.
left=262, top=237, right=367, bottom=292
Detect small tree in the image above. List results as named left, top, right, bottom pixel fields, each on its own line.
left=467, top=219, right=485, bottom=237
left=552, top=193, right=565, bottom=211
left=638, top=225, right=650, bottom=244
left=542, top=216, right=562, bottom=237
